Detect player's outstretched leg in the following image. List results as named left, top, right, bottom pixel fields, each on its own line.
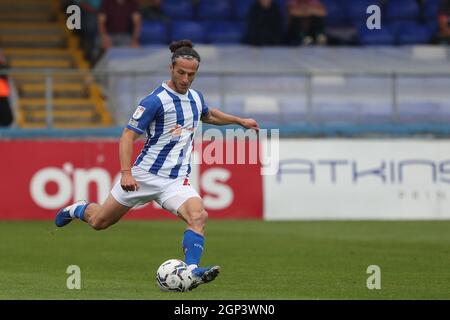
left=55, top=195, right=130, bottom=230
left=177, top=197, right=221, bottom=290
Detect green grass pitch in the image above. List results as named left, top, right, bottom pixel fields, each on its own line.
left=0, top=220, right=449, bottom=299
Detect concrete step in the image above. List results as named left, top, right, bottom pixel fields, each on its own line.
left=20, top=104, right=96, bottom=112
left=0, top=11, right=56, bottom=22
left=19, top=98, right=100, bottom=109
left=0, top=34, right=67, bottom=48
left=4, top=49, right=77, bottom=66
left=9, top=59, right=73, bottom=69
left=21, top=114, right=104, bottom=125
left=19, top=83, right=88, bottom=99
left=18, top=121, right=113, bottom=129
left=23, top=109, right=101, bottom=119
left=0, top=23, right=64, bottom=35
left=11, top=74, right=91, bottom=85
left=0, top=3, right=53, bottom=12
left=17, top=98, right=113, bottom=128
left=3, top=48, right=72, bottom=56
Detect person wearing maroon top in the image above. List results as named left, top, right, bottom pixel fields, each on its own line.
left=438, top=0, right=450, bottom=43
left=98, top=0, right=142, bottom=50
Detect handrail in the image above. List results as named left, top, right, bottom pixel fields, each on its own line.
left=3, top=68, right=450, bottom=77
left=2, top=68, right=450, bottom=136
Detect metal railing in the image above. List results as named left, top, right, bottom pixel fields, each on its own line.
left=2, top=68, right=450, bottom=133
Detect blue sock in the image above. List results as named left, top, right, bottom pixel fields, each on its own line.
left=182, top=229, right=204, bottom=266
left=73, top=203, right=88, bottom=222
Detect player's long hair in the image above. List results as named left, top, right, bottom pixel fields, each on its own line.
left=170, top=40, right=201, bottom=66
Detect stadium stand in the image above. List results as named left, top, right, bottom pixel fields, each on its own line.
left=136, top=0, right=441, bottom=46
left=93, top=44, right=450, bottom=133
left=0, top=0, right=448, bottom=135
left=0, top=0, right=113, bottom=128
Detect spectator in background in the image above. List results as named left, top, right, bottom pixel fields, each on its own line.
left=0, top=52, right=13, bottom=127
left=139, top=0, right=166, bottom=21
left=76, top=0, right=102, bottom=64
left=286, top=0, right=327, bottom=46
left=438, top=0, right=450, bottom=43
left=98, top=0, right=142, bottom=52
left=244, top=0, right=285, bottom=46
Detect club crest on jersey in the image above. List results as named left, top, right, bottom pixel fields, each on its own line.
left=132, top=106, right=145, bottom=120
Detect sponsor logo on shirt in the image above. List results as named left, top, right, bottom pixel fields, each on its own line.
left=132, top=106, right=145, bottom=120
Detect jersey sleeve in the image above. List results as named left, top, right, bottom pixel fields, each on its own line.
left=126, top=97, right=162, bottom=134
left=197, top=91, right=210, bottom=117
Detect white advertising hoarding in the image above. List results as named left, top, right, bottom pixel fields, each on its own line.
left=264, top=139, right=450, bottom=220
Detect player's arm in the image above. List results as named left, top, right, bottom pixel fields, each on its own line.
left=201, top=107, right=260, bottom=131
left=97, top=11, right=111, bottom=50
left=119, top=128, right=140, bottom=191
left=439, top=14, right=450, bottom=36
left=131, top=11, right=142, bottom=47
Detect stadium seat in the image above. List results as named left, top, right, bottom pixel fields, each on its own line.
left=396, top=23, right=433, bottom=45
left=140, top=21, right=168, bottom=45
left=360, top=103, right=394, bottom=124
left=197, top=0, right=232, bottom=20
left=231, top=0, right=254, bottom=19
left=207, top=21, right=243, bottom=44
left=358, top=26, right=396, bottom=45
left=425, top=19, right=439, bottom=36
left=162, top=0, right=194, bottom=20
left=313, top=102, right=362, bottom=125
left=321, top=0, right=347, bottom=25
left=243, top=96, right=282, bottom=125
left=424, top=0, right=442, bottom=19
left=170, top=21, right=207, bottom=43
left=398, top=102, right=441, bottom=123
left=280, top=99, right=308, bottom=124
left=386, top=0, right=420, bottom=20
left=436, top=103, right=450, bottom=123
left=344, top=0, right=382, bottom=20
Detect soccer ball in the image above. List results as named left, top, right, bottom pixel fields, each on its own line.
left=156, top=259, right=193, bottom=292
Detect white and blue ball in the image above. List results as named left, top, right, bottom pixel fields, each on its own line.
left=156, top=259, right=193, bottom=292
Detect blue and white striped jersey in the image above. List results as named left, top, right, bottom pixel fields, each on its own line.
left=127, top=82, right=209, bottom=179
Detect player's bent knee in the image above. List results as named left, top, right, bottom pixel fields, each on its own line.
left=90, top=217, right=111, bottom=231
left=189, top=209, right=208, bottom=229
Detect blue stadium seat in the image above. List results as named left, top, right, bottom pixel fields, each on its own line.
left=140, top=21, right=168, bottom=45
left=232, top=0, right=254, bottom=19
left=425, top=19, right=439, bottom=36
left=162, top=0, right=194, bottom=20
left=207, top=21, right=242, bottom=44
left=424, top=0, right=441, bottom=19
left=396, top=23, right=433, bottom=44
left=280, top=100, right=308, bottom=124
left=360, top=103, right=394, bottom=124
left=398, top=102, right=441, bottom=123
left=223, top=99, right=244, bottom=116
left=386, top=0, right=420, bottom=20
left=321, top=0, right=347, bottom=25
left=313, top=102, right=362, bottom=125
left=242, top=96, right=282, bottom=125
left=389, top=20, right=433, bottom=44
left=197, top=0, right=232, bottom=20
left=170, top=21, right=207, bottom=43
left=358, top=26, right=396, bottom=45
left=437, top=103, right=450, bottom=123
left=344, top=0, right=382, bottom=19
